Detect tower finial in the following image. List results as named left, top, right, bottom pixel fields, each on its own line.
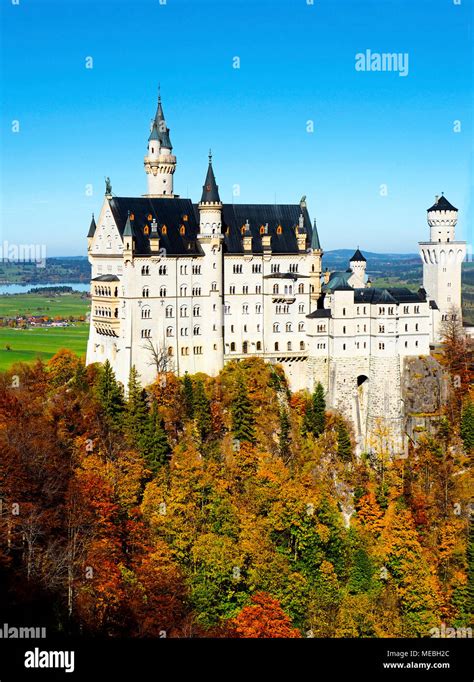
left=209, top=149, right=212, bottom=163
left=158, top=83, right=161, bottom=103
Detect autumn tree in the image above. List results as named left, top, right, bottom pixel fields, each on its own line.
left=232, top=592, right=300, bottom=638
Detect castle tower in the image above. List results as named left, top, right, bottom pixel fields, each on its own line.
left=143, top=92, right=176, bottom=197
left=419, top=194, right=466, bottom=342
left=349, top=248, right=367, bottom=285
left=310, top=219, right=323, bottom=303
left=197, top=153, right=224, bottom=372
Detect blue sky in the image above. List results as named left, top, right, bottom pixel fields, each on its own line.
left=0, top=0, right=472, bottom=256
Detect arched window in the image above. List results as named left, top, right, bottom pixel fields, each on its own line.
left=141, top=307, right=150, bottom=319
left=273, top=323, right=280, bottom=333
left=193, top=306, right=200, bottom=317
left=273, top=284, right=279, bottom=294
left=166, top=326, right=173, bottom=337
left=287, top=341, right=292, bottom=351
left=161, top=225, right=167, bottom=235
left=180, top=285, right=187, bottom=296
left=298, top=322, right=304, bottom=331
left=160, top=286, right=166, bottom=297
left=256, top=341, right=262, bottom=351
left=300, top=341, right=305, bottom=350
left=180, top=306, right=188, bottom=318
left=168, top=346, right=173, bottom=356
left=230, top=342, right=236, bottom=352
left=142, top=288, right=149, bottom=298
left=166, top=305, right=173, bottom=318
left=242, top=304, right=248, bottom=314
left=193, top=326, right=200, bottom=335
left=286, top=322, right=292, bottom=332
left=298, top=283, right=304, bottom=293
left=274, top=342, right=279, bottom=351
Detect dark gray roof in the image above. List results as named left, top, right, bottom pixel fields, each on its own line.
left=110, top=197, right=202, bottom=257
left=148, top=121, right=160, bottom=142
left=427, top=195, right=457, bottom=212
left=123, top=211, right=134, bottom=237
left=307, top=308, right=331, bottom=318
left=220, top=204, right=313, bottom=254
left=350, top=248, right=366, bottom=262
left=353, top=287, right=426, bottom=304
left=153, top=97, right=172, bottom=150
left=87, top=214, right=97, bottom=238
left=200, top=160, right=221, bottom=203
left=429, top=300, right=439, bottom=310
left=311, top=219, right=321, bottom=250
left=92, top=274, right=120, bottom=282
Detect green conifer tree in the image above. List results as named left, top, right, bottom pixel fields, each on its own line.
left=303, top=382, right=326, bottom=437
left=193, top=379, right=211, bottom=440
left=231, top=374, right=256, bottom=444
left=140, top=400, right=171, bottom=474
left=337, top=419, right=353, bottom=462
left=95, top=359, right=124, bottom=422
left=460, top=400, right=474, bottom=452
left=183, top=373, right=194, bottom=419
left=125, top=366, right=149, bottom=441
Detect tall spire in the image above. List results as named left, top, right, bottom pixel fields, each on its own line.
left=200, top=153, right=221, bottom=203
left=87, top=213, right=97, bottom=238
left=311, top=219, right=321, bottom=250
left=152, top=88, right=172, bottom=150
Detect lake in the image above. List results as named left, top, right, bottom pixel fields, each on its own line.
left=0, top=283, right=90, bottom=295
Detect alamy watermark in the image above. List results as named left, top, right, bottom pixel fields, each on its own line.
left=355, top=50, right=409, bottom=78
left=0, top=241, right=46, bottom=268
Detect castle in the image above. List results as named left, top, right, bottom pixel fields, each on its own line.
left=86, top=93, right=465, bottom=453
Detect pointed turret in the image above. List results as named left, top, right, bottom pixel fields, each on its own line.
left=87, top=213, right=97, bottom=238
left=200, top=152, right=221, bottom=203
left=311, top=219, right=321, bottom=251
left=350, top=247, right=366, bottom=262
left=123, top=211, right=134, bottom=261
left=144, top=89, right=176, bottom=197
left=349, top=246, right=367, bottom=284
left=123, top=211, right=134, bottom=237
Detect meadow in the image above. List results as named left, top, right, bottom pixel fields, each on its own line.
left=0, top=325, right=89, bottom=371
left=0, top=292, right=90, bottom=318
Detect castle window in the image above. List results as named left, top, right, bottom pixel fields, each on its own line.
left=193, top=305, right=201, bottom=317
left=141, top=265, right=150, bottom=276
left=168, top=347, right=173, bottom=356
left=343, top=308, right=346, bottom=316
left=242, top=341, right=248, bottom=354
left=343, top=343, right=346, bottom=350
left=180, top=285, right=187, bottom=296
left=166, top=306, right=173, bottom=318
left=405, top=341, right=408, bottom=348
left=180, top=306, right=188, bottom=317
left=230, top=285, right=236, bottom=294
left=363, top=324, right=367, bottom=332
left=256, top=341, right=262, bottom=351
left=159, top=265, right=167, bottom=276
left=298, top=283, right=304, bottom=294
left=415, top=340, right=418, bottom=347
left=141, top=307, right=151, bottom=319
left=256, top=304, right=262, bottom=314
left=230, top=342, right=236, bottom=352
left=142, top=288, right=149, bottom=298
left=193, top=326, right=200, bottom=335
left=162, top=225, right=167, bottom=235
left=273, top=284, right=279, bottom=294
left=356, top=307, right=360, bottom=315
left=166, top=326, right=173, bottom=337
left=300, top=341, right=305, bottom=350
left=299, top=304, right=305, bottom=313
left=273, top=323, right=280, bottom=333
left=274, top=342, right=279, bottom=351
left=379, top=325, right=384, bottom=333
left=180, top=265, right=187, bottom=275
left=211, top=282, right=217, bottom=291
left=255, top=285, right=262, bottom=294
left=243, top=325, right=247, bottom=332
left=415, top=323, right=419, bottom=332
left=144, top=225, right=149, bottom=236
left=141, top=329, right=151, bottom=338
left=224, top=305, right=230, bottom=314
left=243, top=285, right=249, bottom=294
left=277, top=225, right=282, bottom=235
left=192, top=287, right=201, bottom=296
left=160, top=286, right=166, bottom=297
left=298, top=322, right=304, bottom=331
left=242, top=304, right=249, bottom=314
left=343, top=326, right=346, bottom=334
left=363, top=342, right=366, bottom=349
left=287, top=341, right=292, bottom=351
left=403, top=306, right=409, bottom=314
left=363, top=306, right=367, bottom=314
left=379, top=307, right=385, bottom=315
left=180, top=225, right=185, bottom=235
left=414, top=305, right=420, bottom=313
left=405, top=324, right=408, bottom=332
left=388, top=307, right=394, bottom=315
left=379, top=342, right=385, bottom=350
left=286, top=322, right=292, bottom=332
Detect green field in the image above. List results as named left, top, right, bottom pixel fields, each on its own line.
left=0, top=325, right=88, bottom=371
left=0, top=292, right=90, bottom=318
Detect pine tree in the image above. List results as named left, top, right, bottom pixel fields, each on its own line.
left=183, top=373, right=194, bottom=419
left=303, top=382, right=326, bottom=437
left=467, top=515, right=474, bottom=618
left=95, top=359, right=124, bottom=422
left=125, top=366, right=149, bottom=441
left=193, top=379, right=211, bottom=440
left=460, top=400, right=474, bottom=452
left=279, top=407, right=291, bottom=461
left=337, top=419, right=353, bottom=462
left=140, top=400, right=171, bottom=474
left=231, top=374, right=256, bottom=444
